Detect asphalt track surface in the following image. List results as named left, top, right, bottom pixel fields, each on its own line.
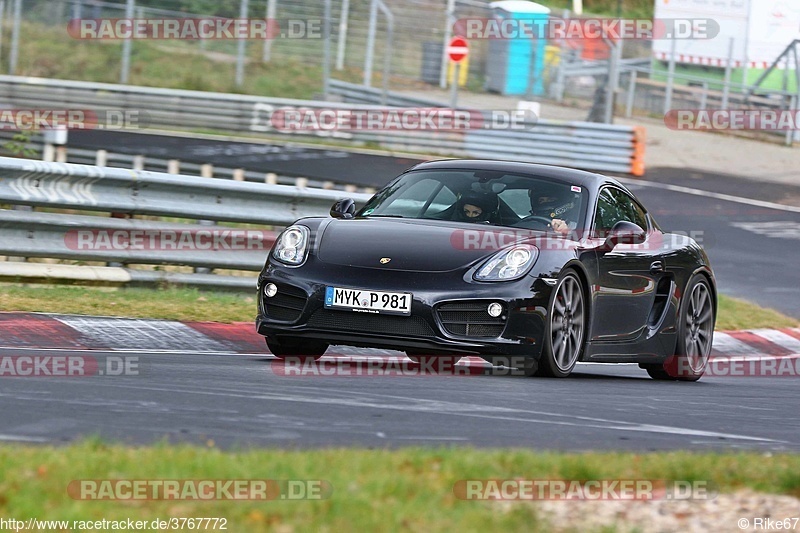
left=68, top=130, right=423, bottom=187
left=3, top=348, right=799, bottom=451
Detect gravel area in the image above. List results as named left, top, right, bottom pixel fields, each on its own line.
left=533, top=490, right=800, bottom=532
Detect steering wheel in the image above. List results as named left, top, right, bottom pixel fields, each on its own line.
left=514, top=215, right=553, bottom=229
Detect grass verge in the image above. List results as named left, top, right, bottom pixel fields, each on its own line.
left=0, top=443, right=798, bottom=531
left=0, top=285, right=254, bottom=323
left=0, top=284, right=797, bottom=330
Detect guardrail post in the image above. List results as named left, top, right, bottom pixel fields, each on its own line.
left=55, top=146, right=67, bottom=163
left=133, top=155, right=145, bottom=171
left=195, top=164, right=217, bottom=274
left=233, top=169, right=246, bottom=181
left=265, top=172, right=278, bottom=184
left=43, top=143, right=55, bottom=162
left=96, top=150, right=108, bottom=167
left=167, top=159, right=180, bottom=174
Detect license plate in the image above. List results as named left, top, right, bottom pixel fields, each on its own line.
left=324, top=287, right=412, bottom=316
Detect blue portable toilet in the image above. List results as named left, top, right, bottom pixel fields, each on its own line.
left=486, top=1, right=550, bottom=96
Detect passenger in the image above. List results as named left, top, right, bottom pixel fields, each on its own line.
left=453, top=190, right=499, bottom=223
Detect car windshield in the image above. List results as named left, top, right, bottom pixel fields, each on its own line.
left=357, top=169, right=588, bottom=232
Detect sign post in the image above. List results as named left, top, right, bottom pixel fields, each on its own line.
left=447, top=36, right=469, bottom=108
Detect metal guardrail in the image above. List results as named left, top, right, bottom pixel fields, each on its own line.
left=0, top=157, right=371, bottom=290
left=328, top=80, right=645, bottom=176
left=0, top=75, right=645, bottom=176
left=0, top=130, right=375, bottom=193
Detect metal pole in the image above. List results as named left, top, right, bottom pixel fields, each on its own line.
left=379, top=1, right=393, bottom=105
left=8, top=0, right=21, bottom=75
left=699, top=81, right=708, bottom=110
left=721, top=37, right=734, bottom=109
left=335, top=0, right=350, bottom=70
left=119, top=0, right=135, bottom=84
left=625, top=70, right=637, bottom=118
left=450, top=62, right=459, bottom=108
left=0, top=1, right=6, bottom=69
left=439, top=0, right=455, bottom=88
left=235, top=0, right=249, bottom=87
left=322, top=0, right=331, bottom=98
left=794, top=43, right=800, bottom=143
left=604, top=39, right=621, bottom=124
left=664, top=38, right=677, bottom=115
left=262, top=0, right=276, bottom=62
left=363, top=0, right=378, bottom=86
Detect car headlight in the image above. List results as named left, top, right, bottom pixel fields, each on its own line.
left=474, top=244, right=538, bottom=281
left=272, top=225, right=310, bottom=265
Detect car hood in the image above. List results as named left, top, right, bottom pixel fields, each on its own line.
left=317, top=218, right=530, bottom=272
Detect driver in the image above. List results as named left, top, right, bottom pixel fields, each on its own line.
left=453, top=190, right=499, bottom=224
left=528, top=183, right=579, bottom=235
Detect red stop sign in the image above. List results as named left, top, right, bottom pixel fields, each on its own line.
left=447, top=36, right=469, bottom=63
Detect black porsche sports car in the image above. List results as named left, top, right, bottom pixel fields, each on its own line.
left=256, top=160, right=716, bottom=381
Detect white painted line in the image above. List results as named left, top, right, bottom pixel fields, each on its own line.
left=749, top=329, right=800, bottom=354
left=617, top=177, right=800, bottom=214
left=0, top=434, right=49, bottom=443
left=711, top=332, right=763, bottom=356
left=96, top=382, right=785, bottom=444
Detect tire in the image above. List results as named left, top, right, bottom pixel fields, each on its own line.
left=536, top=270, right=586, bottom=378
left=647, top=274, right=714, bottom=382
left=266, top=337, right=327, bottom=361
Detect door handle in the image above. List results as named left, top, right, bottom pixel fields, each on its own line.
left=650, top=261, right=665, bottom=274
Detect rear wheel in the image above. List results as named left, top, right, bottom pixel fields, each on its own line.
left=266, top=337, right=327, bottom=361
left=537, top=270, right=586, bottom=378
left=646, top=274, right=714, bottom=381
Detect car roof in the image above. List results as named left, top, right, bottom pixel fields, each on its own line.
left=406, top=159, right=626, bottom=191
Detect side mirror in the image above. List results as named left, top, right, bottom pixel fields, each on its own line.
left=602, top=220, right=646, bottom=250
left=330, top=198, right=356, bottom=219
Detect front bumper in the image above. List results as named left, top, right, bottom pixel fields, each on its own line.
left=255, top=260, right=554, bottom=359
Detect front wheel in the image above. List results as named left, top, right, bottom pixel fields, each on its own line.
left=536, top=270, right=586, bottom=377
left=266, top=337, right=327, bottom=361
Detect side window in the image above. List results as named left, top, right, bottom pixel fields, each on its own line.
left=610, top=189, right=648, bottom=230
left=594, top=188, right=648, bottom=234
left=593, top=188, right=624, bottom=233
